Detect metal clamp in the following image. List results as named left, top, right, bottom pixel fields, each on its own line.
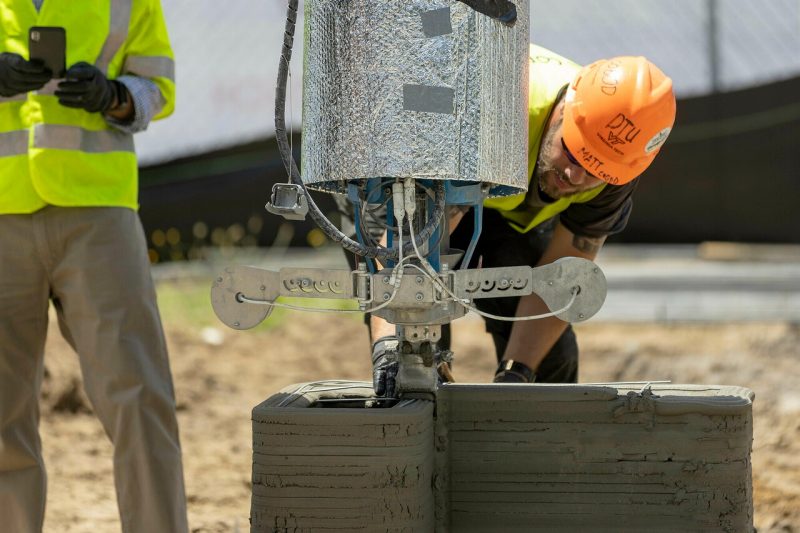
left=265, top=183, right=309, bottom=221
left=353, top=266, right=373, bottom=308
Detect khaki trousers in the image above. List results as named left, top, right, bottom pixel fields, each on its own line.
left=0, top=207, right=188, bottom=533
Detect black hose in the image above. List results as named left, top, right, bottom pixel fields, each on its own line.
left=456, top=0, right=517, bottom=25
left=275, top=0, right=445, bottom=262
left=275, top=0, right=380, bottom=258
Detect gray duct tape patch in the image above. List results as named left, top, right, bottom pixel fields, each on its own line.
left=421, top=7, right=452, bottom=37
left=403, top=84, right=455, bottom=114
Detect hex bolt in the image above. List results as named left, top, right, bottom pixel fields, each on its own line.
left=415, top=292, right=424, bottom=301
left=383, top=276, right=391, bottom=284
left=383, top=293, right=391, bottom=301
left=301, top=279, right=310, bottom=287
left=416, top=276, right=424, bottom=285
left=499, top=279, right=509, bottom=288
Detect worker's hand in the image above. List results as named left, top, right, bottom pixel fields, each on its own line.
left=55, top=62, right=118, bottom=113
left=371, top=336, right=400, bottom=398
left=493, top=359, right=536, bottom=383
left=0, top=52, right=51, bottom=97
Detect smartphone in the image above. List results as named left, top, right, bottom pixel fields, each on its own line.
left=29, top=26, right=66, bottom=78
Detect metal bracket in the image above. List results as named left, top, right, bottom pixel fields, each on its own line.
left=211, top=266, right=278, bottom=330
left=211, top=257, right=607, bottom=330
left=265, top=183, right=309, bottom=221
left=453, top=257, right=607, bottom=323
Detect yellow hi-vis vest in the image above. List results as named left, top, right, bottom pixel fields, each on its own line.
left=485, top=45, right=606, bottom=233
left=0, top=0, right=175, bottom=214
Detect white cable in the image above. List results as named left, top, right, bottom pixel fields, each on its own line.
left=238, top=260, right=410, bottom=314
left=240, top=176, right=579, bottom=322
left=238, top=259, right=577, bottom=321
left=237, top=295, right=364, bottom=314
left=237, top=260, right=410, bottom=314
left=405, top=179, right=441, bottom=283
left=405, top=215, right=580, bottom=322
left=237, top=257, right=410, bottom=314
left=461, top=286, right=578, bottom=321
left=402, top=262, right=578, bottom=321
left=238, top=198, right=408, bottom=315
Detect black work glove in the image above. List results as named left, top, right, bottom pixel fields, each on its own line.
left=493, top=359, right=536, bottom=383
left=0, top=52, right=51, bottom=97
left=55, top=62, right=119, bottom=113
left=372, top=336, right=400, bottom=398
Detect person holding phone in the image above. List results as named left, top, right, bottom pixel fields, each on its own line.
left=0, top=1, right=187, bottom=532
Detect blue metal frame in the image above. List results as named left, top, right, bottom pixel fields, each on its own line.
left=444, top=182, right=484, bottom=269
left=347, top=178, right=486, bottom=273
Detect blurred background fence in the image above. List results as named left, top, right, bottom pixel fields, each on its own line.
left=137, top=0, right=800, bottom=263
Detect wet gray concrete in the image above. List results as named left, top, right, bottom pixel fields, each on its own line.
left=251, top=381, right=754, bottom=532
left=438, top=383, right=754, bottom=532
left=250, top=382, right=435, bottom=532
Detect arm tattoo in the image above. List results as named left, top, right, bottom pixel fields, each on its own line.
left=571, top=234, right=604, bottom=255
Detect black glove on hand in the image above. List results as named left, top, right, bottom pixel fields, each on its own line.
left=493, top=359, right=536, bottom=383
left=55, top=62, right=118, bottom=113
left=0, top=52, right=51, bottom=97
left=372, top=336, right=400, bottom=398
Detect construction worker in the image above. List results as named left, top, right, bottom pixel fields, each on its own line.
left=365, top=45, right=676, bottom=391
left=0, top=1, right=187, bottom=532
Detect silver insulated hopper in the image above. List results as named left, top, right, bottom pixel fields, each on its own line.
left=301, top=0, right=530, bottom=197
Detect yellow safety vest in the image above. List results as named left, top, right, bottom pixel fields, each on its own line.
left=485, top=45, right=606, bottom=233
left=0, top=0, right=175, bottom=214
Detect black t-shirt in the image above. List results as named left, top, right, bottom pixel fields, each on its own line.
left=559, top=179, right=638, bottom=238
left=525, top=173, right=639, bottom=239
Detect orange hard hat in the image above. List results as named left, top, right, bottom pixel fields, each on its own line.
left=562, top=56, right=676, bottom=185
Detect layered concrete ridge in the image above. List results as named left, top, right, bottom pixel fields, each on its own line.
left=251, top=381, right=754, bottom=532
left=438, top=384, right=754, bottom=532
left=251, top=381, right=435, bottom=531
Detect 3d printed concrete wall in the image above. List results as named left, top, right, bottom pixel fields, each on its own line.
left=251, top=381, right=754, bottom=532
left=251, top=382, right=435, bottom=531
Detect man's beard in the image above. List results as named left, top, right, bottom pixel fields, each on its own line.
left=534, top=129, right=601, bottom=199
left=535, top=165, right=575, bottom=199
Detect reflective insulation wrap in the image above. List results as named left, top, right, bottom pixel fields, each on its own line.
left=301, top=0, right=530, bottom=197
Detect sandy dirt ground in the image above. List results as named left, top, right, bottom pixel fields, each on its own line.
left=36, top=281, right=799, bottom=532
